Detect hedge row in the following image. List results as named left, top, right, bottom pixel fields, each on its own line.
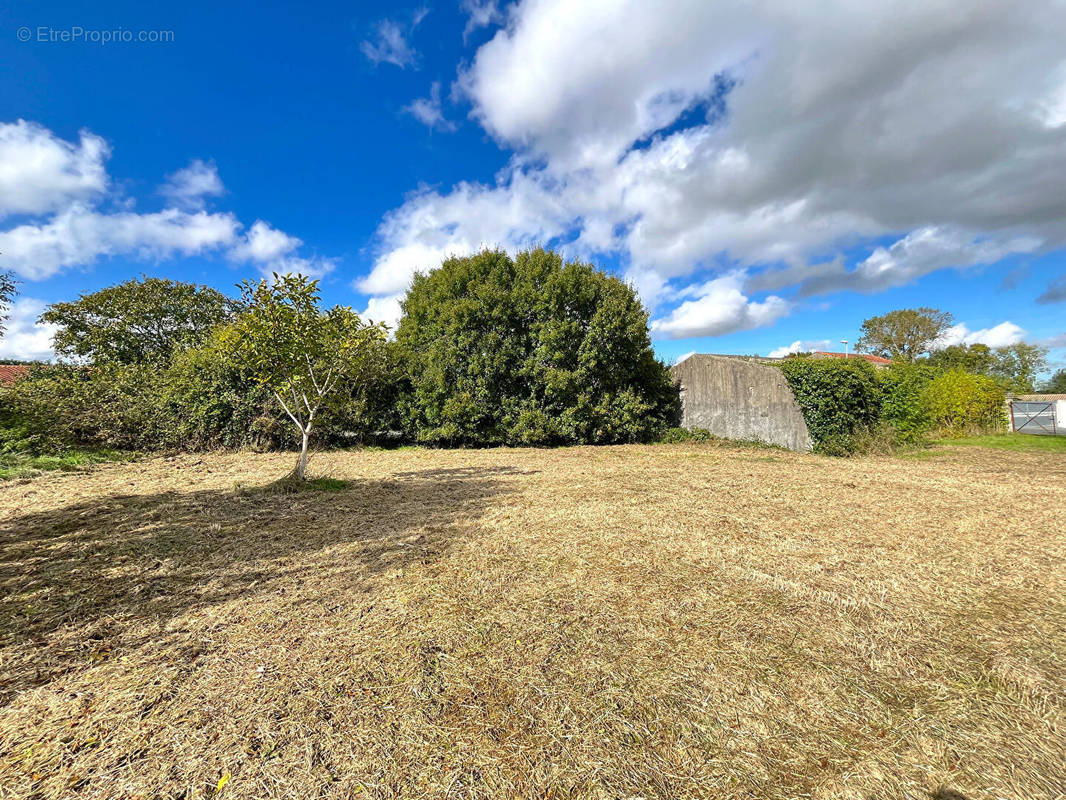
left=778, top=358, right=1006, bottom=453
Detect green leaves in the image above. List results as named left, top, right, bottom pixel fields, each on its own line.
left=921, top=370, right=1005, bottom=434
left=857, top=308, right=953, bottom=362
left=779, top=358, right=883, bottom=450
left=394, top=248, right=679, bottom=446
left=39, top=277, right=237, bottom=365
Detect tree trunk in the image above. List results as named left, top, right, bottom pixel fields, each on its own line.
left=296, top=428, right=310, bottom=480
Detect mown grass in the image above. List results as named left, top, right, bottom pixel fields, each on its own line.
left=0, top=449, right=128, bottom=480
left=941, top=433, right=1066, bottom=453
left=0, top=444, right=1062, bottom=799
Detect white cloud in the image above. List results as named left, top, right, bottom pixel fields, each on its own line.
left=229, top=219, right=300, bottom=262
left=0, top=298, right=58, bottom=361
left=0, top=204, right=240, bottom=280
left=358, top=0, right=1066, bottom=341
left=790, top=227, right=1041, bottom=297
left=0, top=120, right=109, bottom=218
left=360, top=293, right=405, bottom=332
left=650, top=274, right=790, bottom=340
left=159, top=159, right=225, bottom=209
left=360, top=9, right=428, bottom=69
left=460, top=0, right=505, bottom=39
left=228, top=220, right=334, bottom=279
left=935, top=321, right=1027, bottom=350
left=0, top=123, right=333, bottom=282
left=405, top=83, right=458, bottom=131
left=767, top=339, right=833, bottom=358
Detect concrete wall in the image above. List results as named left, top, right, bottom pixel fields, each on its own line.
left=671, top=355, right=813, bottom=452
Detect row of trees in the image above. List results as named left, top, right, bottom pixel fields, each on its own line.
left=2, top=257, right=1062, bottom=471
left=855, top=307, right=1054, bottom=393
left=3, top=249, right=680, bottom=478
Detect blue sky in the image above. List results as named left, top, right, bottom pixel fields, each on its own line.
left=2, top=0, right=1065, bottom=374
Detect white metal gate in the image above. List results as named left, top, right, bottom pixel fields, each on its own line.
left=1010, top=401, right=1061, bottom=436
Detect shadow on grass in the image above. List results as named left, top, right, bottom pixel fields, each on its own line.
left=0, top=465, right=519, bottom=704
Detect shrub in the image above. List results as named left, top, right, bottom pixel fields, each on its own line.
left=658, top=427, right=715, bottom=443
left=921, top=369, right=1005, bottom=435
left=395, top=248, right=680, bottom=446
left=878, top=362, right=942, bottom=442
left=161, top=333, right=287, bottom=451
left=778, top=358, right=883, bottom=453
left=5, top=364, right=170, bottom=452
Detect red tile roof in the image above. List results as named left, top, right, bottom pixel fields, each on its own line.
left=813, top=351, right=894, bottom=365
left=0, top=364, right=31, bottom=385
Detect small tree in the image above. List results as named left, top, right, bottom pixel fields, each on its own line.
left=857, top=308, right=953, bottom=362
left=227, top=274, right=386, bottom=480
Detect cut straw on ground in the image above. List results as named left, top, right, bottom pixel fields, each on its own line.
left=0, top=442, right=1063, bottom=799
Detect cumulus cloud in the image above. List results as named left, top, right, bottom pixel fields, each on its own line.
left=358, top=0, right=1066, bottom=341
left=0, top=205, right=240, bottom=280
left=650, top=274, right=790, bottom=340
left=360, top=9, right=428, bottom=69
left=0, top=298, right=59, bottom=361
left=159, top=159, right=225, bottom=209
left=767, top=339, right=833, bottom=358
left=228, top=220, right=334, bottom=279
left=935, top=321, right=1027, bottom=350
left=0, top=123, right=333, bottom=282
left=360, top=293, right=405, bottom=332
left=0, top=120, right=109, bottom=218
left=405, top=83, right=458, bottom=131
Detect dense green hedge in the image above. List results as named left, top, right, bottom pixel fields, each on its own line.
left=878, top=362, right=941, bottom=442
left=777, top=358, right=1005, bottom=454
left=921, top=369, right=1005, bottom=435
left=778, top=358, right=883, bottom=451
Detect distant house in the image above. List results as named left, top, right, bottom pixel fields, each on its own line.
left=810, top=351, right=894, bottom=368
left=0, top=364, right=31, bottom=386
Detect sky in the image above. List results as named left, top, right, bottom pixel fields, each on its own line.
left=2, top=0, right=1065, bottom=373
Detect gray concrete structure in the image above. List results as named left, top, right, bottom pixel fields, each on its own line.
left=671, top=354, right=812, bottom=452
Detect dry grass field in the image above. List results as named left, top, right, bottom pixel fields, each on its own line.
left=1, top=442, right=1063, bottom=800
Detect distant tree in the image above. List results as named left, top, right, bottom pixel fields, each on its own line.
left=989, top=342, right=1048, bottom=394
left=857, top=308, right=954, bottom=362
left=927, top=343, right=997, bottom=374
left=1042, top=368, right=1066, bottom=393
left=395, top=247, right=679, bottom=446
left=39, top=277, right=237, bottom=364
left=0, top=270, right=16, bottom=338
left=225, top=273, right=387, bottom=480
